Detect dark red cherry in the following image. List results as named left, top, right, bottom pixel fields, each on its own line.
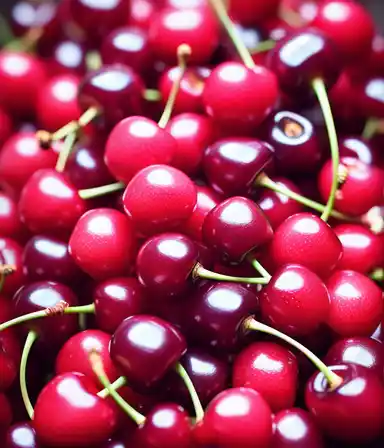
left=45, top=39, right=87, bottom=77
left=33, top=372, right=118, bottom=447
left=326, top=270, right=383, bottom=337
left=203, top=196, right=273, bottom=264
left=356, top=76, right=384, bottom=118
left=129, top=0, right=155, bottom=29
left=123, top=165, right=197, bottom=236
left=268, top=212, right=342, bottom=278
left=339, top=136, right=381, bottom=165
left=318, top=157, right=384, bottom=216
left=311, top=0, right=374, bottom=63
left=272, top=408, right=324, bottom=448
left=203, top=138, right=275, bottom=196
left=10, top=0, right=57, bottom=36
left=110, top=315, right=187, bottom=390
left=0, top=192, right=25, bottom=240
left=0, top=237, right=26, bottom=297
left=0, top=107, right=12, bottom=146
left=94, top=277, right=145, bottom=333
left=69, top=208, right=137, bottom=280
left=203, top=62, right=278, bottom=134
left=229, top=0, right=280, bottom=26
left=105, top=116, right=176, bottom=184
left=0, top=349, right=17, bottom=392
left=305, top=364, right=384, bottom=443
left=78, top=65, right=145, bottom=132
left=0, top=393, right=11, bottom=430
left=18, top=169, right=86, bottom=238
left=5, top=422, right=39, bottom=448
left=148, top=7, right=219, bottom=65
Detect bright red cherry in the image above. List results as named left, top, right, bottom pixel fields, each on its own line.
left=326, top=270, right=383, bottom=337
left=0, top=106, right=12, bottom=146
left=129, top=0, right=156, bottom=29
left=0, top=237, right=26, bottom=297
left=123, top=165, right=197, bottom=236
left=69, top=208, right=137, bottom=281
left=45, top=39, right=87, bottom=77
left=268, top=212, right=342, bottom=278
left=33, top=372, right=118, bottom=447
left=229, top=0, right=280, bottom=26
left=5, top=422, right=39, bottom=448
left=0, top=192, right=25, bottom=240
left=105, top=116, right=176, bottom=184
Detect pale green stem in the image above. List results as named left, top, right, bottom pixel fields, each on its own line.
left=175, top=363, right=204, bottom=422
left=20, top=331, right=38, bottom=420
left=248, top=258, right=271, bottom=280
left=362, top=118, right=379, bottom=140
left=78, top=182, right=125, bottom=200
left=55, top=132, right=77, bottom=172
left=194, top=264, right=270, bottom=285
left=97, top=376, right=127, bottom=399
left=143, top=89, right=162, bottom=102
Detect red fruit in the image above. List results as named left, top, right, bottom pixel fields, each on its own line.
left=229, top=0, right=280, bottom=26
left=0, top=393, right=12, bottom=430
left=129, top=0, right=156, bottom=29
left=0, top=106, right=12, bottom=146
left=0, top=237, right=26, bottom=297
left=0, top=192, right=25, bottom=240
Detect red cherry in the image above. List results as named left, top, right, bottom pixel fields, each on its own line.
left=33, top=372, right=118, bottom=447
left=5, top=422, right=39, bottom=448
left=0, top=192, right=25, bottom=240
left=0, top=106, right=12, bottom=146
left=123, top=165, right=197, bottom=236
left=0, top=347, right=17, bottom=391
left=233, top=342, right=298, bottom=412
left=229, top=0, right=280, bottom=26
left=129, top=0, right=156, bottom=29
left=326, top=270, right=383, bottom=337
left=45, top=39, right=87, bottom=77
left=0, top=237, right=26, bottom=297
left=69, top=208, right=137, bottom=280
left=0, top=393, right=12, bottom=431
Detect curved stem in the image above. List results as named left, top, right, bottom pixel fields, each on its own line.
left=248, top=258, right=271, bottom=281
left=20, top=330, right=38, bottom=420
left=208, top=0, right=255, bottom=69
left=362, top=118, right=379, bottom=140
left=312, top=78, right=340, bottom=222
left=250, top=40, right=276, bottom=54
left=55, top=132, right=77, bottom=172
left=193, top=263, right=270, bottom=285
left=175, top=363, right=204, bottom=422
left=244, top=318, right=342, bottom=389
left=90, top=352, right=145, bottom=425
left=143, top=89, right=162, bottom=102
left=97, top=376, right=127, bottom=399
left=78, top=182, right=125, bottom=200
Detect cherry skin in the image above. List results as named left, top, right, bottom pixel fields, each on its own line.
left=203, top=196, right=273, bottom=264
left=0, top=348, right=17, bottom=392
left=268, top=212, right=342, bottom=278
left=229, top=0, right=280, bottom=26
left=339, top=135, right=381, bottom=166
left=105, top=116, right=176, bottom=184
left=69, top=208, right=137, bottom=281
left=110, top=315, right=187, bottom=390
left=0, top=192, right=25, bottom=240
left=123, top=165, right=197, bottom=237
left=203, top=62, right=278, bottom=134
left=305, top=364, right=384, bottom=443
left=45, top=39, right=87, bottom=77
left=94, top=277, right=145, bottom=333
left=272, top=408, right=324, bottom=448
left=18, top=169, right=86, bottom=239
left=0, top=393, right=12, bottom=431
left=0, top=237, right=26, bottom=297
left=356, top=76, right=384, bottom=118
left=33, top=372, right=118, bottom=447
left=0, top=106, right=12, bottom=146
left=203, top=138, right=275, bottom=196
left=5, top=422, right=39, bottom=448
left=129, top=0, right=156, bottom=29
left=326, top=270, right=383, bottom=337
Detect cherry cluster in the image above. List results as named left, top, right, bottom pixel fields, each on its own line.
left=0, top=0, right=383, bottom=447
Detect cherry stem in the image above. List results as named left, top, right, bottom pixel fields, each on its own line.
left=175, top=362, right=205, bottom=422
left=143, top=89, right=162, bottom=102
left=55, top=131, right=77, bottom=172
left=208, top=0, right=255, bottom=69
left=78, top=181, right=125, bottom=200
left=193, top=263, right=270, bottom=285
left=0, top=303, right=95, bottom=333
left=0, top=264, right=16, bottom=292
left=158, top=44, right=191, bottom=129
left=97, top=376, right=127, bottom=399
left=90, top=351, right=146, bottom=425
left=362, top=118, right=384, bottom=140
left=0, top=14, right=15, bottom=46
left=20, top=330, right=38, bottom=420
left=247, top=258, right=271, bottom=281
left=86, top=51, right=102, bottom=71
left=6, top=27, right=43, bottom=52
left=244, top=317, right=343, bottom=389
left=311, top=78, right=340, bottom=222
left=370, top=268, right=384, bottom=282
left=250, top=40, right=276, bottom=54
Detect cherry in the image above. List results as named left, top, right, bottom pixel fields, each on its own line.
left=18, top=169, right=86, bottom=238
left=272, top=408, right=324, bottom=448
left=69, top=208, right=137, bottom=280
left=311, top=0, right=374, bottom=63
left=0, top=192, right=25, bottom=240
left=326, top=270, right=383, bottom=337
left=357, top=76, right=384, bottom=119
left=123, top=165, right=197, bottom=236
left=110, top=315, right=187, bottom=390
left=0, top=237, right=26, bottom=297
left=305, top=364, right=384, bottom=443
left=203, top=138, right=275, bottom=196
left=333, top=224, right=382, bottom=273
left=33, top=372, right=118, bottom=447
left=268, top=212, right=342, bottom=278
left=365, top=34, right=384, bottom=77
left=0, top=349, right=17, bottom=392
left=339, top=135, right=381, bottom=166
left=318, top=156, right=383, bottom=216
left=5, top=422, right=39, bottom=448
left=0, top=106, right=12, bottom=146
left=129, top=0, right=156, bottom=29
left=229, top=0, right=280, bottom=26
left=45, top=39, right=87, bottom=77
left=0, top=393, right=12, bottom=431
left=10, top=0, right=57, bottom=36
left=0, top=51, right=46, bottom=118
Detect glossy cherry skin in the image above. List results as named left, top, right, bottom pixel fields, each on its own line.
left=45, top=39, right=87, bottom=77
left=272, top=408, right=324, bottom=448
left=326, top=270, right=383, bottom=337
left=305, top=364, right=384, bottom=443
left=34, top=372, right=118, bottom=447
left=311, top=0, right=374, bottom=63
left=339, top=135, right=381, bottom=166
left=0, top=348, right=17, bottom=392
left=148, top=7, right=219, bottom=65
left=229, top=0, right=280, bottom=26
left=94, top=277, right=145, bottom=333
left=0, top=192, right=25, bottom=240
left=123, top=165, right=197, bottom=237
left=69, top=208, right=137, bottom=281
left=78, top=65, right=145, bottom=132
left=268, top=212, right=342, bottom=278
left=0, top=237, right=26, bottom=297
left=203, top=62, right=278, bottom=134
left=333, top=224, right=382, bottom=273
left=0, top=51, right=46, bottom=118
left=203, top=138, right=275, bottom=196
left=18, top=169, right=86, bottom=239
left=110, top=315, right=187, bottom=390
left=5, top=422, right=39, bottom=448
left=200, top=387, right=272, bottom=448
left=105, top=116, right=176, bottom=184
left=129, top=0, right=155, bottom=29
left=0, top=106, right=12, bottom=146
left=13, top=281, right=78, bottom=346
left=0, top=393, right=11, bottom=431
left=166, top=113, right=215, bottom=176
left=357, top=76, right=384, bottom=118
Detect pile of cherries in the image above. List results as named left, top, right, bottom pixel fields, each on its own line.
left=0, top=0, right=383, bottom=446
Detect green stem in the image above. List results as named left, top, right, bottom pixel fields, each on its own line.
left=20, top=331, right=38, bottom=420
left=193, top=264, right=270, bottom=285
left=78, top=182, right=125, bottom=200
left=97, top=376, right=127, bottom=399
left=248, top=258, right=271, bottom=280
left=55, top=132, right=77, bottom=172
left=86, top=51, right=102, bottom=71
left=175, top=363, right=204, bottom=422
left=143, top=89, right=162, bottom=102
left=370, top=268, right=384, bottom=282
left=312, top=78, right=340, bottom=222
left=250, top=39, right=276, bottom=54
left=362, top=118, right=379, bottom=140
